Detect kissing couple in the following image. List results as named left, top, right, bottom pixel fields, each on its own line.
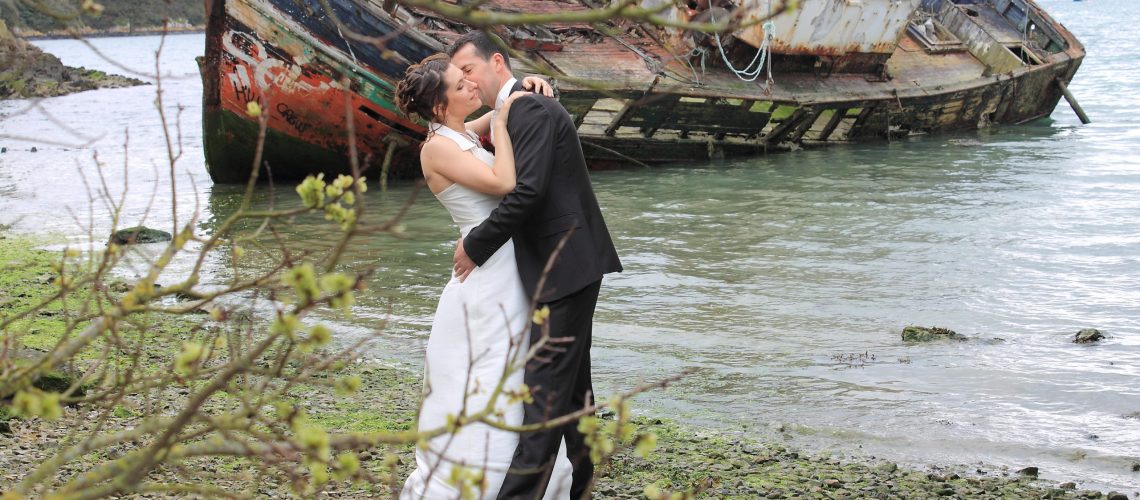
left=395, top=32, right=623, bottom=499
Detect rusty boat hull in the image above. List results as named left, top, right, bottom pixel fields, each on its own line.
left=199, top=0, right=435, bottom=183
left=199, top=0, right=1085, bottom=182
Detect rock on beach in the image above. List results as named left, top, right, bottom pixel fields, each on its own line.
left=110, top=226, right=172, bottom=245
left=902, top=325, right=965, bottom=342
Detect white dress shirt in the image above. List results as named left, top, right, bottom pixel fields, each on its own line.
left=490, top=77, right=518, bottom=142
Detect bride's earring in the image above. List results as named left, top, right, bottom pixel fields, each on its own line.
left=432, top=102, right=447, bottom=124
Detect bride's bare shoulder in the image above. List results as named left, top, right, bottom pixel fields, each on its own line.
left=419, top=135, right=462, bottom=166
left=421, top=135, right=456, bottom=155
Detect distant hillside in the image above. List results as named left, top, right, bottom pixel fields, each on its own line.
left=1, top=0, right=205, bottom=36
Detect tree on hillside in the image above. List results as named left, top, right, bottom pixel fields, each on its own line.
left=1, top=0, right=205, bottom=33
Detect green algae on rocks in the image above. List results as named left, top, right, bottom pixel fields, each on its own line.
left=0, top=233, right=1120, bottom=498
left=0, top=20, right=145, bottom=100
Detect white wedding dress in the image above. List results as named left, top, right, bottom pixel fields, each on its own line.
left=401, top=124, right=573, bottom=500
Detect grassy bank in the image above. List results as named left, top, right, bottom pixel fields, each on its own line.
left=0, top=232, right=1125, bottom=498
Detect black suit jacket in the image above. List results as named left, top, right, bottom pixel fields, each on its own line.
left=462, top=82, right=622, bottom=302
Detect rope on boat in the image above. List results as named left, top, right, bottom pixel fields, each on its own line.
left=610, top=35, right=663, bottom=75
left=710, top=9, right=774, bottom=87
left=610, top=34, right=701, bottom=87
left=336, top=23, right=358, bottom=65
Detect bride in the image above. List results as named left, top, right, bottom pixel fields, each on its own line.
left=394, top=54, right=573, bottom=499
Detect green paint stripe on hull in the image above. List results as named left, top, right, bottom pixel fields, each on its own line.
left=203, top=107, right=392, bottom=183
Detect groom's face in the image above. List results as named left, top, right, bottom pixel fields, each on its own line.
left=451, top=44, right=501, bottom=108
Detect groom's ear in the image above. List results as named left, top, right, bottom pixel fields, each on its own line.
left=491, top=53, right=507, bottom=73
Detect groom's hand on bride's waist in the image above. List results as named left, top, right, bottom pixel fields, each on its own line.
left=453, top=238, right=476, bottom=282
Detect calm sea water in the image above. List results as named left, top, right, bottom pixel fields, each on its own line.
left=2, top=0, right=1138, bottom=491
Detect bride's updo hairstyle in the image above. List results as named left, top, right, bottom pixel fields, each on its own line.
left=395, top=53, right=451, bottom=123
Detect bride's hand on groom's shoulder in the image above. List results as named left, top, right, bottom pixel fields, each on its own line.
left=495, top=91, right=531, bottom=128
left=503, top=91, right=530, bottom=110
left=520, top=76, right=555, bottom=98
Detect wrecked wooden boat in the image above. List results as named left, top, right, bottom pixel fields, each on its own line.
left=199, top=0, right=1084, bottom=183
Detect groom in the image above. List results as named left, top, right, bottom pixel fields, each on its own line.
left=449, top=31, right=623, bottom=499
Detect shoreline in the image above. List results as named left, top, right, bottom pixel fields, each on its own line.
left=18, top=26, right=205, bottom=42
left=0, top=232, right=1131, bottom=498
left=1, top=21, right=148, bottom=100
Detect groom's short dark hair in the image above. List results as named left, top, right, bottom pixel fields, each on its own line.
left=447, top=31, right=512, bottom=70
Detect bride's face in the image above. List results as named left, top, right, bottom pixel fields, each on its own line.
left=438, top=63, right=482, bottom=121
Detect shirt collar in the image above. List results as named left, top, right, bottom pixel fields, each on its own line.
left=494, top=77, right=518, bottom=110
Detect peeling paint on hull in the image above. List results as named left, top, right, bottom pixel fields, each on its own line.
left=201, top=0, right=433, bottom=183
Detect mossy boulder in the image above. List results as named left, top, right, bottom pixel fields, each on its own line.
left=0, top=405, right=13, bottom=434
left=31, top=370, right=83, bottom=396
left=6, top=349, right=87, bottom=397
left=901, top=326, right=965, bottom=342
left=110, top=226, right=172, bottom=245
left=1073, top=328, right=1105, bottom=344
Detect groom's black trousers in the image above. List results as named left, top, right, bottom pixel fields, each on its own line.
left=497, top=279, right=602, bottom=500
